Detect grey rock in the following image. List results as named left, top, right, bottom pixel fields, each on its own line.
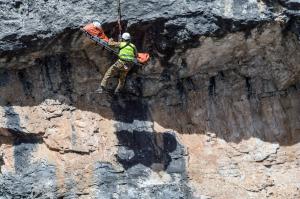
left=0, top=162, right=57, bottom=199
left=0, top=0, right=291, bottom=51
left=0, top=0, right=299, bottom=198
left=0, top=154, right=3, bottom=174
left=93, top=162, right=192, bottom=199
left=280, top=0, right=300, bottom=10
left=166, top=157, right=186, bottom=174
left=4, top=106, right=22, bottom=134
left=117, top=146, right=135, bottom=161
left=97, top=129, right=191, bottom=199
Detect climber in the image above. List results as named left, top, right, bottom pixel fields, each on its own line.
left=96, top=32, right=138, bottom=94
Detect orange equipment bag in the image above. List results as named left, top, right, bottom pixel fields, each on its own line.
left=83, top=23, right=109, bottom=42
left=137, top=53, right=150, bottom=64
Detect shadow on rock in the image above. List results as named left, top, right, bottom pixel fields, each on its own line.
left=111, top=95, right=149, bottom=123
left=116, top=130, right=179, bottom=171
left=13, top=134, right=43, bottom=173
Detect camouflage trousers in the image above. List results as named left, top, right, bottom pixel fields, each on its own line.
left=100, top=60, right=132, bottom=92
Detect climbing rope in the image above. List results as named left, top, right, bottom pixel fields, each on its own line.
left=117, top=0, right=122, bottom=41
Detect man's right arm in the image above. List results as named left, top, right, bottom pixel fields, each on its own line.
left=108, top=38, right=121, bottom=48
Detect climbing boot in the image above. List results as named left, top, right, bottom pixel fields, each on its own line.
left=114, top=89, right=120, bottom=95
left=95, top=86, right=107, bottom=93
left=114, top=88, right=122, bottom=95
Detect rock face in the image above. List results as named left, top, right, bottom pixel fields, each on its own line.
left=0, top=0, right=300, bottom=198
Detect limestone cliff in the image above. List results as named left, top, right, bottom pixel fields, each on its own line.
left=0, top=0, right=300, bottom=198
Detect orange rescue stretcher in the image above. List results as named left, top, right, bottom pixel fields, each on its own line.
left=82, top=23, right=150, bottom=65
